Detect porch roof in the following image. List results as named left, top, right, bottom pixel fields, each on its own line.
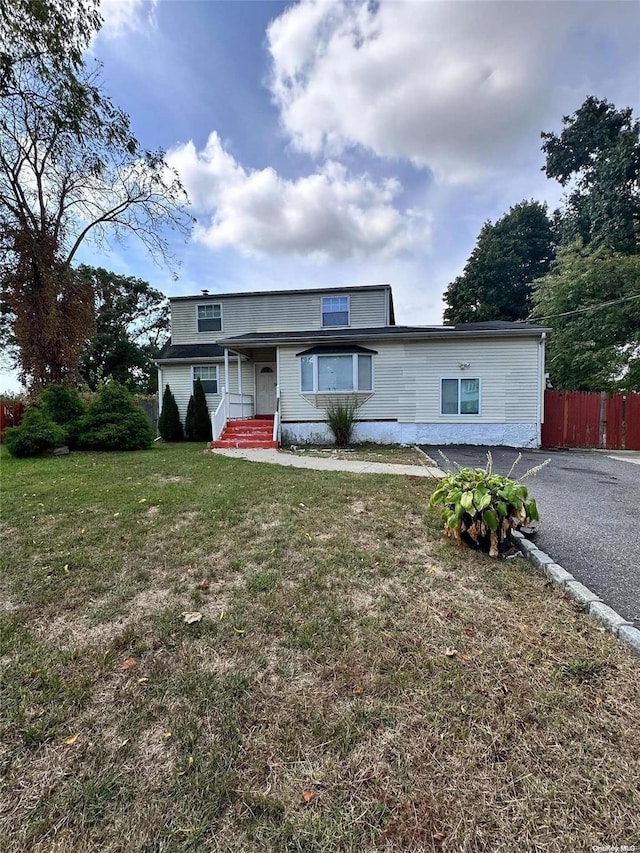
left=155, top=343, right=225, bottom=363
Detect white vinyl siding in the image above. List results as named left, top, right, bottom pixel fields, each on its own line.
left=279, top=337, right=541, bottom=424
left=170, top=288, right=387, bottom=344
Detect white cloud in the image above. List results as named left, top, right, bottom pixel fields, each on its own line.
left=99, top=0, right=158, bottom=39
left=167, top=132, right=430, bottom=260
left=267, top=0, right=639, bottom=183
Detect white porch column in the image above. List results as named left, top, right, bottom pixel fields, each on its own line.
left=224, top=347, right=230, bottom=393
left=237, top=352, right=242, bottom=395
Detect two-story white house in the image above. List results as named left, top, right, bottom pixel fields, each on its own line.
left=155, top=283, right=548, bottom=448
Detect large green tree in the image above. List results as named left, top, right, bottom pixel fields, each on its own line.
left=0, top=2, right=190, bottom=392
left=531, top=242, right=640, bottom=391
left=77, top=266, right=169, bottom=394
left=542, top=96, right=640, bottom=254
left=443, top=201, right=555, bottom=324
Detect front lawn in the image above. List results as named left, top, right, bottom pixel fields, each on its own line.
left=1, top=444, right=638, bottom=852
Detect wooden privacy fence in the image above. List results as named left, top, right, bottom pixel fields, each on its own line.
left=0, top=399, right=25, bottom=442
left=542, top=390, right=640, bottom=450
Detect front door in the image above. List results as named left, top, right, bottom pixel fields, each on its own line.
left=255, top=363, right=277, bottom=415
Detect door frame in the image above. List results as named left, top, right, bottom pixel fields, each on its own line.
left=254, top=362, right=277, bottom=415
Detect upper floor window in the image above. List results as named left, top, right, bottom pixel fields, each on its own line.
left=197, top=303, right=222, bottom=333
left=321, top=296, right=350, bottom=327
left=441, top=378, right=480, bottom=415
left=194, top=365, right=218, bottom=394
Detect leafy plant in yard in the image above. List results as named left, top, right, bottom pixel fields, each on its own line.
left=158, top=385, right=183, bottom=442
left=4, top=407, right=66, bottom=458
left=325, top=397, right=361, bottom=447
left=190, top=379, right=212, bottom=442
left=39, top=383, right=86, bottom=448
left=78, top=381, right=154, bottom=451
left=184, top=394, right=196, bottom=441
left=429, top=462, right=540, bottom=558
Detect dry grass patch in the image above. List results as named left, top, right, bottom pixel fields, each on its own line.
left=1, top=443, right=638, bottom=852
left=289, top=443, right=426, bottom=466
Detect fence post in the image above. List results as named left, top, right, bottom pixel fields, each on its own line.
left=598, top=391, right=607, bottom=449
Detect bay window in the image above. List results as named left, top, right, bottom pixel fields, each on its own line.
left=300, top=353, right=373, bottom=393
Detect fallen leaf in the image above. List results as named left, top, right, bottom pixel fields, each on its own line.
left=433, top=829, right=447, bottom=844
left=463, top=628, right=474, bottom=636
left=138, top=498, right=147, bottom=503
left=178, top=755, right=194, bottom=776
left=163, top=731, right=172, bottom=740
left=234, top=627, right=245, bottom=634
left=444, top=647, right=458, bottom=658
left=137, top=677, right=149, bottom=684
left=428, top=566, right=439, bottom=574
left=301, top=790, right=315, bottom=804
left=113, top=512, right=120, bottom=518
left=596, top=696, right=603, bottom=705
left=65, top=734, right=80, bottom=745
left=198, top=579, right=210, bottom=590
left=119, top=657, right=137, bottom=672
left=182, top=611, right=203, bottom=624
left=218, top=610, right=225, bottom=621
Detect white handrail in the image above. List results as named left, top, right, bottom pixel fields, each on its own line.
left=272, top=385, right=281, bottom=445
left=211, top=388, right=228, bottom=442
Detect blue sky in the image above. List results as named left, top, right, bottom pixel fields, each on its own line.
left=2, top=0, right=639, bottom=392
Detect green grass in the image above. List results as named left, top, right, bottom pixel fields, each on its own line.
left=1, top=443, right=639, bottom=852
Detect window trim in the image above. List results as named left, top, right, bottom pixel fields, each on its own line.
left=196, top=302, right=223, bottom=334
left=440, top=377, right=481, bottom=416
left=320, top=295, right=350, bottom=328
left=299, top=352, right=373, bottom=394
left=193, top=364, right=219, bottom=395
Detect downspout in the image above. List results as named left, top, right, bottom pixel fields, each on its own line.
left=538, top=333, right=546, bottom=447
left=157, top=366, right=163, bottom=436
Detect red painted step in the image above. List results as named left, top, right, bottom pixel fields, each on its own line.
left=211, top=418, right=278, bottom=449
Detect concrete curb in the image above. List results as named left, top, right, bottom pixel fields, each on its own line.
left=511, top=530, right=640, bottom=657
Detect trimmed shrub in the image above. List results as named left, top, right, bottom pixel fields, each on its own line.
left=39, top=384, right=86, bottom=448
left=184, top=395, right=196, bottom=441
left=158, top=384, right=183, bottom=441
left=429, top=465, right=540, bottom=558
left=4, top=408, right=66, bottom=458
left=190, top=379, right=212, bottom=442
left=325, top=397, right=361, bottom=447
left=78, top=382, right=154, bottom=451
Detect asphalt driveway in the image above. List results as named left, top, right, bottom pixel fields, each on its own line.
left=421, top=445, right=640, bottom=626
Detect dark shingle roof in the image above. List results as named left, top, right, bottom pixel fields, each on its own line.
left=218, top=322, right=548, bottom=347
left=155, top=343, right=225, bottom=361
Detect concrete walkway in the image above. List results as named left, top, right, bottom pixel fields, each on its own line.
left=210, top=447, right=445, bottom=478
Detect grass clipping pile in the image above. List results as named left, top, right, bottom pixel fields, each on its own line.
left=429, top=453, right=546, bottom=557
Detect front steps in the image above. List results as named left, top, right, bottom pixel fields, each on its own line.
left=212, top=418, right=277, bottom=449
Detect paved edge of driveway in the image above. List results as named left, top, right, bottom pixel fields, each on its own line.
left=512, top=530, right=640, bottom=657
